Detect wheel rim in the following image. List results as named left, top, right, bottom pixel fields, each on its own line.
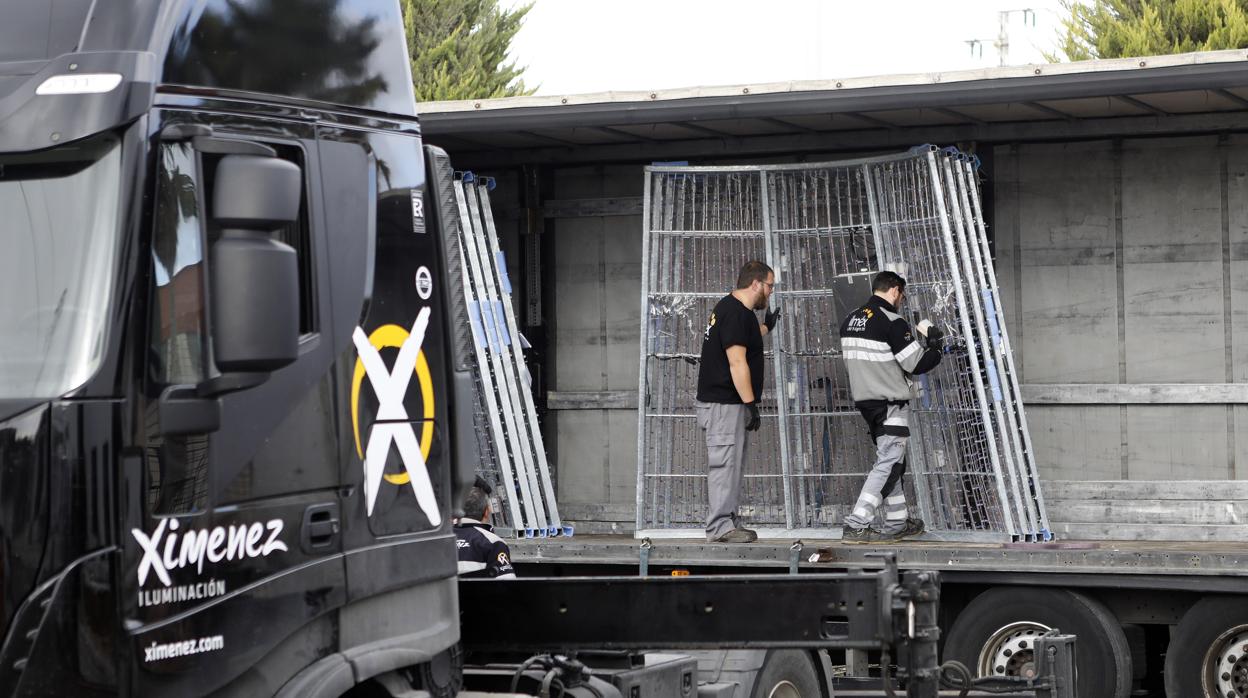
left=1204, top=624, right=1248, bottom=697
left=767, top=679, right=801, bottom=698
left=977, top=621, right=1053, bottom=680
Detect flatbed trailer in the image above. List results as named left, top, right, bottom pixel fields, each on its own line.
left=512, top=535, right=1248, bottom=698
left=514, top=535, right=1248, bottom=586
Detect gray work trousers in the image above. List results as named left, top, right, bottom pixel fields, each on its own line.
left=695, top=401, right=749, bottom=541
left=845, top=403, right=910, bottom=533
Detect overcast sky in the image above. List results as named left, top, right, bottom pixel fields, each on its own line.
left=503, top=0, right=1073, bottom=96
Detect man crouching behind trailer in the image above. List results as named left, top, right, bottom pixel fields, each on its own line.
left=694, top=261, right=780, bottom=543
left=454, top=478, right=516, bottom=579
left=839, top=271, right=943, bottom=544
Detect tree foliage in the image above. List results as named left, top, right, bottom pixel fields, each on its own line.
left=1054, top=0, right=1248, bottom=61
left=403, top=0, right=535, bottom=101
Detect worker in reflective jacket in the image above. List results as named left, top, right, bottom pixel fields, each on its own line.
left=454, top=478, right=516, bottom=579
left=838, top=271, right=943, bottom=544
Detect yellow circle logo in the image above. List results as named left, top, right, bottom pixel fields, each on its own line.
left=350, top=324, right=436, bottom=485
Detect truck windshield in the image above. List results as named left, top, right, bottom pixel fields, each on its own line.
left=0, top=134, right=122, bottom=399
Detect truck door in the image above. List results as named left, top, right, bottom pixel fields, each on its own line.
left=319, top=126, right=457, bottom=601
left=127, top=110, right=346, bottom=696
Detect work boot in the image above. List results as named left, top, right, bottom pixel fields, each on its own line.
left=841, top=525, right=890, bottom=545
left=879, top=518, right=926, bottom=542
left=899, top=517, right=925, bottom=539
left=712, top=528, right=757, bottom=543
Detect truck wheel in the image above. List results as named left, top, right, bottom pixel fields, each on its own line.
left=943, top=587, right=1131, bottom=698
left=1164, top=596, right=1248, bottom=698
left=749, top=650, right=821, bottom=698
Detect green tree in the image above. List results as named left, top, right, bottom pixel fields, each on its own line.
left=1053, top=0, right=1248, bottom=61
left=403, top=0, right=535, bottom=101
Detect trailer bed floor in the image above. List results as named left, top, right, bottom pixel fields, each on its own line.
left=512, top=534, right=1248, bottom=580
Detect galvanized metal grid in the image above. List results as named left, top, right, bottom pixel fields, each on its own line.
left=636, top=148, right=1050, bottom=541
left=452, top=174, right=566, bottom=538
left=635, top=171, right=790, bottom=531
left=768, top=166, right=883, bottom=529
left=868, top=153, right=1014, bottom=537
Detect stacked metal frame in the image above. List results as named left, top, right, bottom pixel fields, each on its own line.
left=867, top=150, right=1018, bottom=540
left=452, top=173, right=568, bottom=538
left=637, top=148, right=1050, bottom=541
left=945, top=152, right=1048, bottom=537
left=426, top=146, right=512, bottom=534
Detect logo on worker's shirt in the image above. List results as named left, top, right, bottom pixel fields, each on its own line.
left=351, top=307, right=441, bottom=521
left=847, top=315, right=868, bottom=332
left=497, top=552, right=510, bottom=566
left=703, top=312, right=717, bottom=340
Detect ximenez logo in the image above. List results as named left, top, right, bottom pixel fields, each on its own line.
left=132, top=518, right=288, bottom=587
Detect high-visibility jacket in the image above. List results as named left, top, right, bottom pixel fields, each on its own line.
left=838, top=295, right=941, bottom=405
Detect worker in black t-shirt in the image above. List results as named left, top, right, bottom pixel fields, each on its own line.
left=695, top=260, right=780, bottom=543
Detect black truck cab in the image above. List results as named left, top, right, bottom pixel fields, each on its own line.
left=0, top=2, right=465, bottom=695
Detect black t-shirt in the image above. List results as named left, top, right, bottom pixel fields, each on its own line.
left=696, top=293, right=764, bottom=404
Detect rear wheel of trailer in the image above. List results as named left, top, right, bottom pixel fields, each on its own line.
left=942, top=586, right=1132, bottom=698
left=1165, top=595, right=1248, bottom=698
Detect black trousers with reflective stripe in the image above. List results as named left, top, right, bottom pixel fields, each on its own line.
left=857, top=401, right=908, bottom=498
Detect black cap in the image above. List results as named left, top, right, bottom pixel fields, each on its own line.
left=473, top=475, right=493, bottom=496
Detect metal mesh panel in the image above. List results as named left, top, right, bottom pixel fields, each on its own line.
left=867, top=152, right=1014, bottom=536
left=444, top=174, right=567, bottom=537
left=767, top=166, right=879, bottom=528
left=426, top=147, right=510, bottom=533
left=954, top=157, right=1050, bottom=532
left=636, top=171, right=789, bottom=530
left=637, top=149, right=1049, bottom=541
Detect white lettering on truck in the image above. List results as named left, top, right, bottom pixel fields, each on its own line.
left=132, top=518, right=287, bottom=587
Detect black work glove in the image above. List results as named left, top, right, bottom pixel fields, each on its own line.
left=764, top=305, right=781, bottom=332
left=924, top=325, right=945, bottom=350
left=744, top=401, right=761, bottom=432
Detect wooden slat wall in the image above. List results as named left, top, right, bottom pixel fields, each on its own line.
left=1044, top=479, right=1248, bottom=541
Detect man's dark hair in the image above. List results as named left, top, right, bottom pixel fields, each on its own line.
left=462, top=486, right=490, bottom=521
left=872, top=270, right=907, bottom=294
left=735, top=260, right=774, bottom=289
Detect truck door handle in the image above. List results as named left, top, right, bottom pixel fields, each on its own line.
left=301, top=503, right=340, bottom=553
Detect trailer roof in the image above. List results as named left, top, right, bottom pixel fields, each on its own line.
left=419, top=49, right=1248, bottom=166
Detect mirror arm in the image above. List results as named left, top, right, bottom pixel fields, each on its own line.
left=197, top=372, right=270, bottom=398
left=192, top=136, right=276, bottom=157
left=158, top=385, right=222, bottom=436
left=158, top=123, right=278, bottom=157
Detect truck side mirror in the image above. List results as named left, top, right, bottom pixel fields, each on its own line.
left=208, top=154, right=302, bottom=375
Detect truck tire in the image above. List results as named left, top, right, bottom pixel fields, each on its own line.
left=749, top=650, right=821, bottom=698
left=1164, top=596, right=1248, bottom=698
left=943, top=587, right=1131, bottom=698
